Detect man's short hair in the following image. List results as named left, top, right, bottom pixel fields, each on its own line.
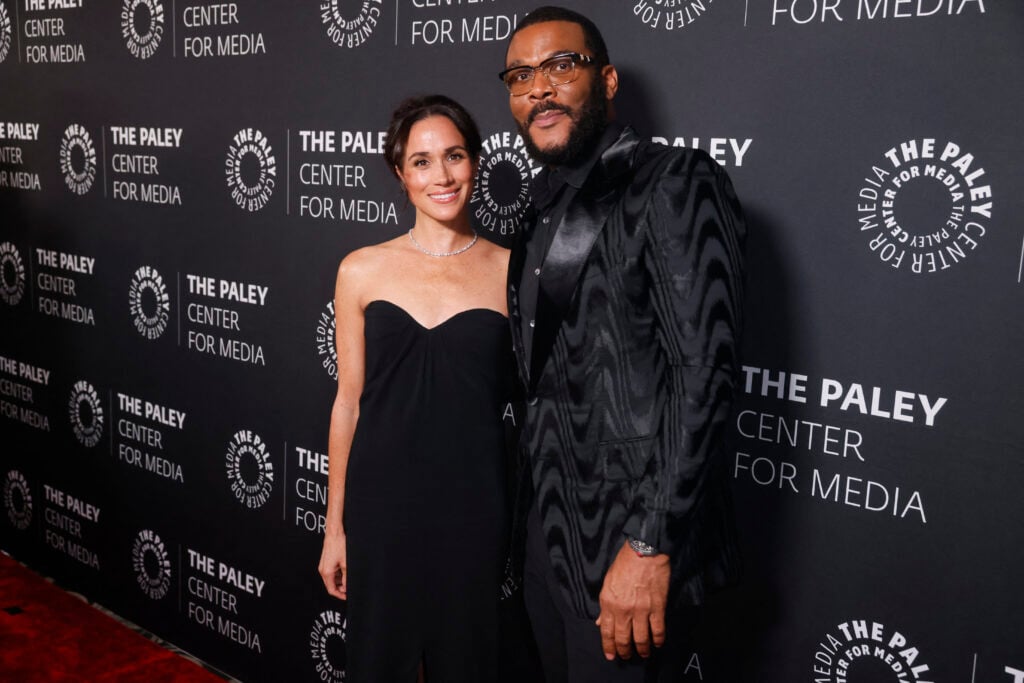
left=508, top=6, right=610, bottom=67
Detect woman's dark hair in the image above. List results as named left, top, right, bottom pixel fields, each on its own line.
left=383, top=95, right=482, bottom=180
left=507, top=6, right=610, bottom=68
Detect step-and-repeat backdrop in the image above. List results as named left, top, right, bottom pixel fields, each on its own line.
left=1, top=1, right=1022, bottom=681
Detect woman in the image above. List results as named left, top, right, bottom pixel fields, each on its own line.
left=317, top=95, right=512, bottom=682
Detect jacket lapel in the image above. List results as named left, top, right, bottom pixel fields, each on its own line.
left=507, top=205, right=534, bottom=387
left=529, top=127, right=641, bottom=390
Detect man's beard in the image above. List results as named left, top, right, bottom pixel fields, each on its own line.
left=519, top=74, right=609, bottom=167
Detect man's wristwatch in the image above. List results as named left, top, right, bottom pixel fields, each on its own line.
left=628, top=537, right=659, bottom=557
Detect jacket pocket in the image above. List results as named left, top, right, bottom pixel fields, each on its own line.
left=597, top=435, right=655, bottom=482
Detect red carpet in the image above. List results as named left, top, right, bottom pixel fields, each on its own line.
left=0, top=552, right=225, bottom=682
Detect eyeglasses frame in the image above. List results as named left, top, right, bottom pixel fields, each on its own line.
left=497, top=52, right=596, bottom=95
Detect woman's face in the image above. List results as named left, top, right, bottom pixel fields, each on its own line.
left=396, top=115, right=476, bottom=228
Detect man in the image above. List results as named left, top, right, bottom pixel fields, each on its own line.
left=501, top=7, right=745, bottom=681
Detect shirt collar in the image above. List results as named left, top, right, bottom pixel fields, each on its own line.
left=531, top=122, right=625, bottom=206
left=559, top=121, right=625, bottom=189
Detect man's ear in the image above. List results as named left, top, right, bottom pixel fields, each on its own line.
left=602, top=64, right=619, bottom=101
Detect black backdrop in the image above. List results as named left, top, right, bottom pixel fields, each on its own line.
left=1, top=1, right=1022, bottom=681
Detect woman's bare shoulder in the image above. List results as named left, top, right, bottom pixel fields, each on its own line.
left=477, top=237, right=510, bottom=257
left=477, top=238, right=511, bottom=271
left=336, top=237, right=406, bottom=283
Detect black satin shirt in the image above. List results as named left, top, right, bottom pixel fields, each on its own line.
left=520, top=122, right=625, bottom=362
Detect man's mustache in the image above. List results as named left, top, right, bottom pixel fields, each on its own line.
left=527, top=103, right=572, bottom=127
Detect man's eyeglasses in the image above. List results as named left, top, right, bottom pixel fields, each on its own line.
left=498, top=53, right=595, bottom=96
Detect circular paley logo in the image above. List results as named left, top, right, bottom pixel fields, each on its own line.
left=315, top=300, right=337, bottom=381
left=0, top=242, right=26, bottom=306
left=470, top=131, right=539, bottom=237
left=310, top=610, right=347, bottom=681
left=320, top=0, right=382, bottom=49
left=0, top=2, right=12, bottom=64
left=225, top=429, right=274, bottom=509
left=128, top=265, right=171, bottom=340
left=225, top=128, right=277, bottom=212
left=121, top=0, right=165, bottom=59
left=856, top=138, right=992, bottom=274
left=59, top=124, right=98, bottom=195
left=814, top=619, right=932, bottom=682
left=629, top=0, right=716, bottom=31
left=3, top=470, right=32, bottom=531
left=132, top=529, right=171, bottom=600
left=68, top=380, right=104, bottom=448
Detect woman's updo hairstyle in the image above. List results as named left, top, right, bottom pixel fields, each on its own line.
left=383, top=95, right=482, bottom=180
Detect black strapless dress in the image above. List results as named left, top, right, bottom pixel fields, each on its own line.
left=343, top=300, right=511, bottom=683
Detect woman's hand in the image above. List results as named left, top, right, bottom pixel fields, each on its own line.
left=318, top=531, right=348, bottom=600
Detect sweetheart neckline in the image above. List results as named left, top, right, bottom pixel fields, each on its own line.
left=365, top=299, right=508, bottom=331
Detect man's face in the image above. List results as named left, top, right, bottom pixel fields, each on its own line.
left=505, top=21, right=617, bottom=166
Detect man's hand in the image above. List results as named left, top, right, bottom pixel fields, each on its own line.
left=318, top=532, right=347, bottom=600
left=595, top=540, right=670, bottom=660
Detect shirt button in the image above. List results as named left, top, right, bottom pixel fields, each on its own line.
left=542, top=217, right=550, bottom=224
left=534, top=268, right=541, bottom=276
left=529, top=320, right=535, bottom=328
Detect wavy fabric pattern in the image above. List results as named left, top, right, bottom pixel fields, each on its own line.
left=508, top=127, right=745, bottom=619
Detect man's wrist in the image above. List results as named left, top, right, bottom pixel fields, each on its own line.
left=627, top=536, right=658, bottom=557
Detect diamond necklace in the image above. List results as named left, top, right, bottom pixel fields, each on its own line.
left=407, top=229, right=478, bottom=257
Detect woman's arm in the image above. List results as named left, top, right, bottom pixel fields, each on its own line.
left=318, top=253, right=368, bottom=600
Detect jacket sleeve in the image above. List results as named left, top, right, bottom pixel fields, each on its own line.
left=619, top=149, right=745, bottom=559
